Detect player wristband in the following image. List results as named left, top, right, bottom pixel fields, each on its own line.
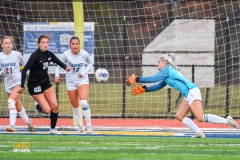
left=136, top=77, right=140, bottom=82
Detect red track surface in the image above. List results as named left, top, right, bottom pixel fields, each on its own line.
left=0, top=118, right=239, bottom=128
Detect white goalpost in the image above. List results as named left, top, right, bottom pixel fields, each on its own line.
left=0, top=0, right=239, bottom=132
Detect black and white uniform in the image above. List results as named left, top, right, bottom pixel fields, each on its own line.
left=21, top=48, right=67, bottom=95
left=55, top=49, right=93, bottom=90
left=0, top=50, right=24, bottom=93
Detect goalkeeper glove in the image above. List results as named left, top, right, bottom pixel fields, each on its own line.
left=126, top=74, right=137, bottom=86
left=132, top=85, right=146, bottom=96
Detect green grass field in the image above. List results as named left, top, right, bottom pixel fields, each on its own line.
left=0, top=134, right=240, bottom=160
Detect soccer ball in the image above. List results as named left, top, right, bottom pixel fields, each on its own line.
left=95, top=68, right=109, bottom=83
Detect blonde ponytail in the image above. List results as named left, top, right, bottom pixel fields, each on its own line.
left=160, top=53, right=177, bottom=69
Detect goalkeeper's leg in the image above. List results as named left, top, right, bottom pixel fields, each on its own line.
left=190, top=101, right=239, bottom=129
left=176, top=100, right=205, bottom=138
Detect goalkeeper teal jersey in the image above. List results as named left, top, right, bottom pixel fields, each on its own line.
left=138, top=65, right=197, bottom=97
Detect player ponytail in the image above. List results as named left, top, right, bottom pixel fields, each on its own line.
left=160, top=53, right=177, bottom=69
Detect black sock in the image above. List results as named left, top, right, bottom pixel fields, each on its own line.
left=50, top=112, right=58, bottom=129
left=36, top=104, right=42, bottom=113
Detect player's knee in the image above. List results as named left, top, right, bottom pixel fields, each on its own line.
left=50, top=103, right=58, bottom=112
left=176, top=116, right=184, bottom=122
left=43, top=108, right=51, bottom=114
left=15, top=105, right=22, bottom=112
left=175, top=113, right=183, bottom=121
left=80, top=100, right=90, bottom=111
left=8, top=98, right=16, bottom=110
left=195, top=116, right=204, bottom=122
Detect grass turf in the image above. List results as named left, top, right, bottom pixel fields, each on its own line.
left=0, top=134, right=240, bottom=160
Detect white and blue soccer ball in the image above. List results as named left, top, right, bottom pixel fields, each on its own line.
left=95, top=68, right=109, bottom=83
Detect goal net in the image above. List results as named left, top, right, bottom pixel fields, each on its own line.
left=0, top=0, right=239, bottom=132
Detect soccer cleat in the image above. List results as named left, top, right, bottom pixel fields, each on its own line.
left=27, top=119, right=34, bottom=132
left=50, top=128, right=60, bottom=134
left=191, top=132, right=205, bottom=138
left=86, top=125, right=93, bottom=134
left=227, top=116, right=240, bottom=129
left=6, top=125, right=15, bottom=132
left=35, top=103, right=42, bottom=115
left=76, top=126, right=84, bottom=134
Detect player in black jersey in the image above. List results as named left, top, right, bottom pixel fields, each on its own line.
left=18, top=34, right=71, bottom=134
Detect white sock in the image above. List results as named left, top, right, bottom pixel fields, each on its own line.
left=182, top=117, right=202, bottom=134
left=203, top=114, right=228, bottom=124
left=18, top=107, right=30, bottom=124
left=73, top=107, right=83, bottom=126
left=80, top=100, right=91, bottom=126
left=9, top=109, right=17, bottom=126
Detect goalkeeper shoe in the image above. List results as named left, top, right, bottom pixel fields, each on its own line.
left=86, top=125, right=93, bottom=134
left=191, top=132, right=205, bottom=138
left=76, top=126, right=84, bottom=134
left=227, top=116, right=239, bottom=129
left=27, top=119, right=34, bottom=132
left=6, top=125, right=15, bottom=132
left=50, top=128, right=60, bottom=134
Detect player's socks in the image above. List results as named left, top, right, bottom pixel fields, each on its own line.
left=203, top=114, right=227, bottom=124
left=50, top=112, right=58, bottom=128
left=18, top=107, right=30, bottom=123
left=80, top=100, right=92, bottom=126
left=182, top=117, right=202, bottom=133
left=82, top=106, right=91, bottom=126
left=73, top=107, right=83, bottom=126
left=9, top=109, right=17, bottom=126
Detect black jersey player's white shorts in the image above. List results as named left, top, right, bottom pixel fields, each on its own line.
left=27, top=80, right=52, bottom=95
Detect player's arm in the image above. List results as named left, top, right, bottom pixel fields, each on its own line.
left=20, top=60, right=31, bottom=89
left=0, top=59, right=7, bottom=76
left=0, top=69, right=5, bottom=76
left=0, top=60, right=4, bottom=76
left=55, top=54, right=67, bottom=83
left=18, top=58, right=33, bottom=94
left=19, top=53, right=38, bottom=89
left=19, top=52, right=25, bottom=66
left=80, top=53, right=93, bottom=77
left=126, top=68, right=169, bottom=86
left=145, top=80, right=167, bottom=92
left=50, top=52, right=70, bottom=71
left=131, top=80, right=167, bottom=96
left=138, top=69, right=168, bottom=83
left=19, top=52, right=27, bottom=73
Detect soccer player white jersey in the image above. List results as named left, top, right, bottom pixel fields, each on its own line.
left=55, top=49, right=93, bottom=88
left=0, top=50, right=24, bottom=92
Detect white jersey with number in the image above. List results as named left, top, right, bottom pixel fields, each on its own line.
left=55, top=49, right=93, bottom=86
left=0, top=50, right=24, bottom=91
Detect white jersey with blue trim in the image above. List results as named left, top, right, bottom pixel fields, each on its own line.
left=55, top=49, right=93, bottom=84
left=0, top=50, right=24, bottom=90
